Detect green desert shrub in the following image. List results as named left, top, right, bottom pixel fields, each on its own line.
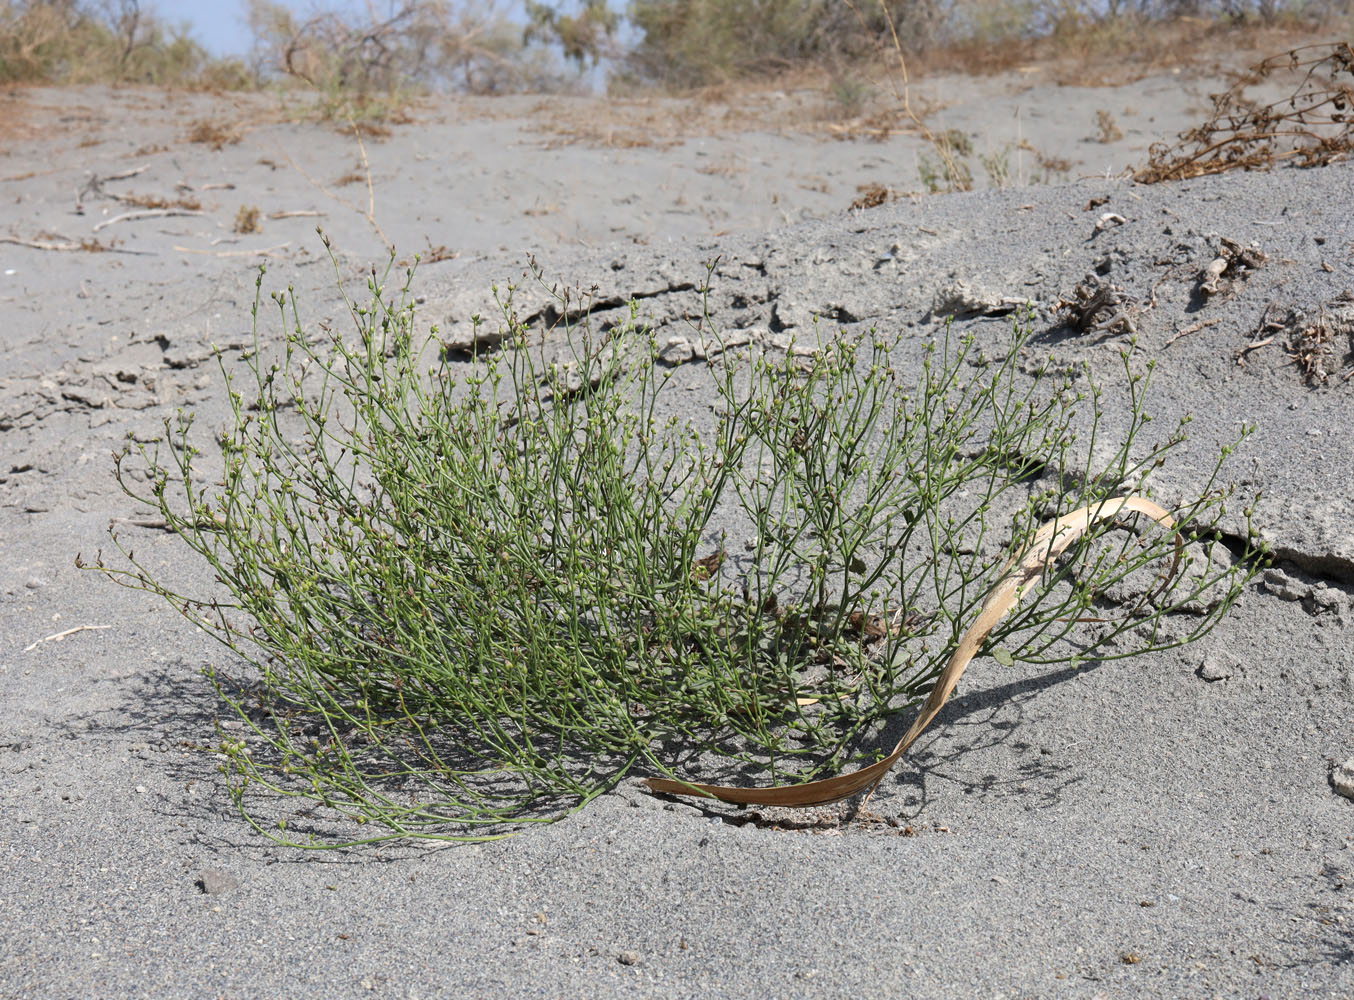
left=624, top=0, right=848, bottom=86
left=619, top=0, right=950, bottom=87
left=98, top=247, right=1265, bottom=846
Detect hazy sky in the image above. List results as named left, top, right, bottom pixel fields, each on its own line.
left=159, top=1, right=369, bottom=57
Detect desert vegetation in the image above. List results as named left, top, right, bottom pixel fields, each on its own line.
left=4, top=0, right=1351, bottom=97
left=0, top=0, right=247, bottom=86
left=95, top=253, right=1266, bottom=844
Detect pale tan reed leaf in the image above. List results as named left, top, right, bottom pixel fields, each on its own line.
left=646, top=496, right=1181, bottom=807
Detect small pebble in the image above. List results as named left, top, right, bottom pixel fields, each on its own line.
left=1331, top=758, right=1354, bottom=801
left=1196, top=653, right=1237, bottom=682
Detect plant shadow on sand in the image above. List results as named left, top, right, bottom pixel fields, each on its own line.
left=67, top=645, right=1102, bottom=849
left=655, top=657, right=1102, bottom=832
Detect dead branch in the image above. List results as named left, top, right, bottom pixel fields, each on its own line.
left=92, top=208, right=207, bottom=232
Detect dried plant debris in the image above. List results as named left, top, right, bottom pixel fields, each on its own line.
left=1094, top=109, right=1123, bottom=144
left=1137, top=41, right=1354, bottom=184
left=233, top=205, right=262, bottom=234
left=187, top=119, right=243, bottom=151
left=1057, top=274, right=1136, bottom=335
left=1199, top=237, right=1266, bottom=299
left=849, top=183, right=890, bottom=211
left=1286, top=293, right=1354, bottom=386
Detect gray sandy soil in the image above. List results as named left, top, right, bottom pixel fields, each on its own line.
left=2, top=54, right=1352, bottom=999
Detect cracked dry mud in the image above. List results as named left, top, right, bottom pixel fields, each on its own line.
left=2, top=72, right=1353, bottom=998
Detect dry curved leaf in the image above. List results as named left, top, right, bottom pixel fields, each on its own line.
left=645, top=495, right=1181, bottom=807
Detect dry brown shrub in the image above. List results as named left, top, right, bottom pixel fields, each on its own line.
left=849, top=182, right=890, bottom=210
left=187, top=119, right=242, bottom=150
left=1136, top=41, right=1354, bottom=183
left=1095, top=109, right=1123, bottom=143
left=233, top=205, right=262, bottom=234
left=1036, top=150, right=1073, bottom=175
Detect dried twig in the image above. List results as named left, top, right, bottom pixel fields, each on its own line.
left=24, top=624, right=112, bottom=652
left=92, top=208, right=207, bottom=232
left=1235, top=335, right=1275, bottom=365
left=0, top=235, right=150, bottom=255
left=173, top=243, right=292, bottom=258
left=93, top=165, right=149, bottom=183
left=1164, top=317, right=1223, bottom=348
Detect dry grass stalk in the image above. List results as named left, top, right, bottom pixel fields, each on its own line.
left=91, top=208, right=205, bottom=232
left=173, top=243, right=292, bottom=258
left=842, top=0, right=970, bottom=193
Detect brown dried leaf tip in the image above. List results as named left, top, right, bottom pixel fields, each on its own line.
left=1198, top=237, right=1266, bottom=299
left=690, top=549, right=725, bottom=583
left=1137, top=41, right=1354, bottom=184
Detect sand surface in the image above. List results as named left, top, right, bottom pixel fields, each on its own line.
left=2, top=53, right=1353, bottom=998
